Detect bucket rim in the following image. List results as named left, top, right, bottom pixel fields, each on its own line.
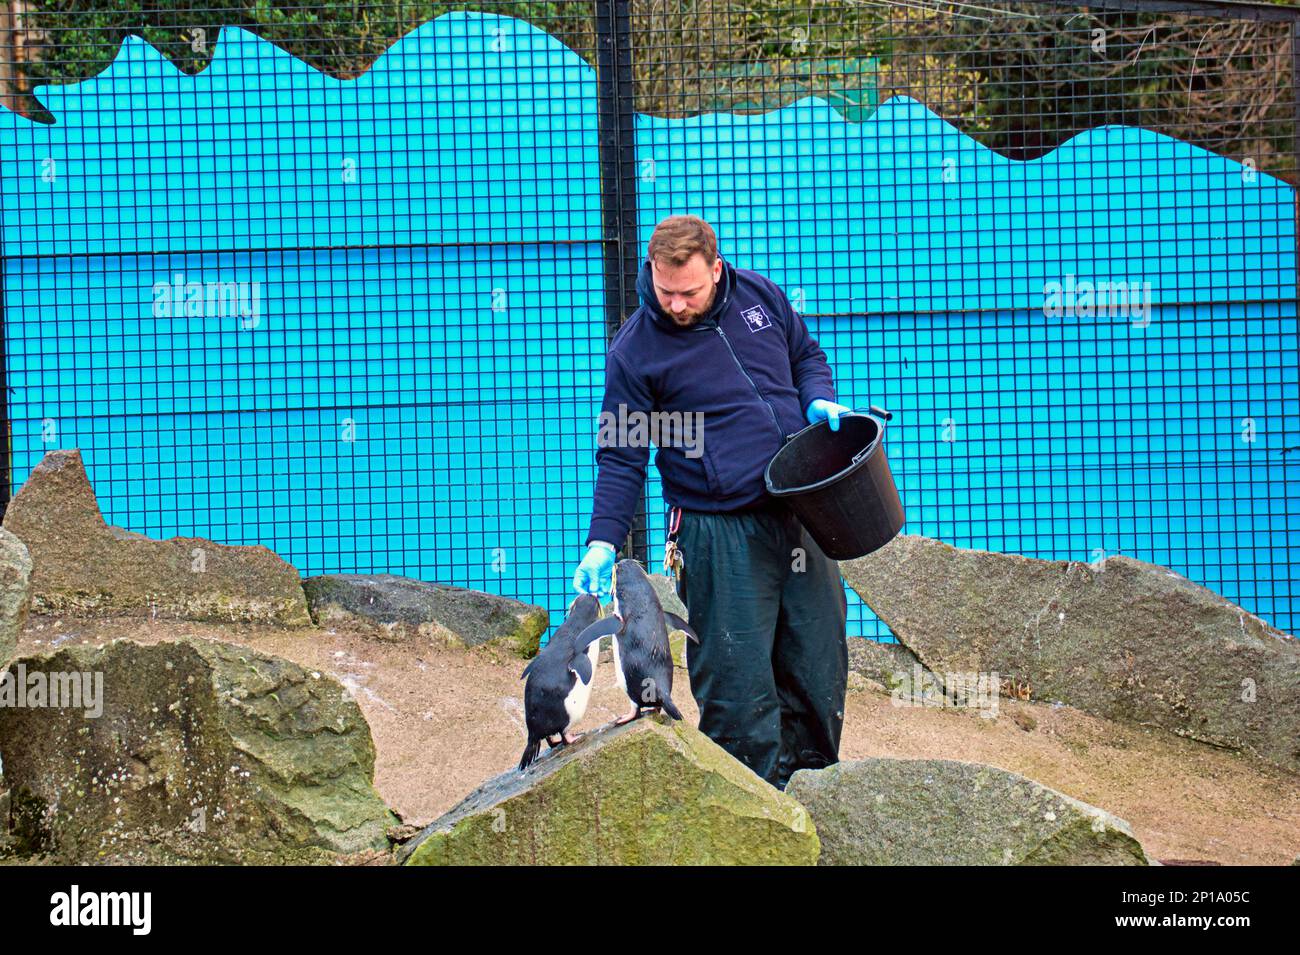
left=764, top=411, right=884, bottom=498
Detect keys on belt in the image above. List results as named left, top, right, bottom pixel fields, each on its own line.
left=663, top=506, right=684, bottom=580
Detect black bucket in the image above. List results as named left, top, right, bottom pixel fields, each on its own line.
left=764, top=406, right=905, bottom=560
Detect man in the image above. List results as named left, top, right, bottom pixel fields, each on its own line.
left=572, top=214, right=852, bottom=790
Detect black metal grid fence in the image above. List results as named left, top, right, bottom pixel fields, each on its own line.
left=0, top=0, right=1295, bottom=640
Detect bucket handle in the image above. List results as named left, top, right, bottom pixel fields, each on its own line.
left=787, top=405, right=893, bottom=458
left=850, top=405, right=892, bottom=466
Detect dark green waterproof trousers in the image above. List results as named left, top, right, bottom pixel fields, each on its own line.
left=673, top=501, right=848, bottom=789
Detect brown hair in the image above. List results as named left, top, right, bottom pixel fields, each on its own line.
left=647, top=215, right=718, bottom=268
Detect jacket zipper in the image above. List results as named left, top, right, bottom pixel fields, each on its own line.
left=711, top=324, right=784, bottom=442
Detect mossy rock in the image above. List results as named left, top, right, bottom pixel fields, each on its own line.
left=0, top=527, right=31, bottom=669
left=401, top=715, right=818, bottom=865
left=302, top=573, right=547, bottom=657
left=787, top=758, right=1151, bottom=866
left=1, top=449, right=311, bottom=626
left=842, top=535, right=1300, bottom=773
left=0, top=637, right=397, bottom=864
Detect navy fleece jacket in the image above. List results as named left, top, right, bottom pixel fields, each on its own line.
left=584, top=256, right=837, bottom=549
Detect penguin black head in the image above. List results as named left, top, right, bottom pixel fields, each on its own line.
left=565, top=592, right=603, bottom=623
left=548, top=592, right=603, bottom=650
left=611, top=559, right=661, bottom=619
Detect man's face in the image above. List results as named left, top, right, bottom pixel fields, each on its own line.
left=651, top=253, right=722, bottom=327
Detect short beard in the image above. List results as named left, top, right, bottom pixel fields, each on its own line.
left=668, top=277, right=719, bottom=326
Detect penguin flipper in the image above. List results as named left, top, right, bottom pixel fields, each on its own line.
left=569, top=650, right=593, bottom=686
left=572, top=615, right=623, bottom=655
left=664, top=612, right=699, bottom=644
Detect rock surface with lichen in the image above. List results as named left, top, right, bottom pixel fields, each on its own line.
left=301, top=573, right=547, bottom=657
left=399, top=714, right=818, bottom=865
left=846, top=635, right=927, bottom=692
left=841, top=535, right=1300, bottom=773
left=0, top=527, right=32, bottom=669
left=1, top=449, right=311, bottom=626
left=787, top=758, right=1151, bottom=865
left=0, top=637, right=396, bottom=864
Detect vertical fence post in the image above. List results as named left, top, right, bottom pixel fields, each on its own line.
left=0, top=244, right=7, bottom=523
left=595, top=0, right=647, bottom=564
left=0, top=130, right=8, bottom=520
left=1292, top=16, right=1300, bottom=288
left=1291, top=15, right=1300, bottom=628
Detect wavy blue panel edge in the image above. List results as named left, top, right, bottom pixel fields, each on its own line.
left=0, top=10, right=1295, bottom=639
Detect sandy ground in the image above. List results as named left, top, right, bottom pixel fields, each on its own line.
left=10, top=612, right=1300, bottom=866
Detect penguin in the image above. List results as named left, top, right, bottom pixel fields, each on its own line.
left=573, top=559, right=699, bottom=725
left=518, top=593, right=603, bottom=772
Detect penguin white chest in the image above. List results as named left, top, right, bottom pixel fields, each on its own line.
left=563, top=642, right=599, bottom=724
left=611, top=633, right=627, bottom=693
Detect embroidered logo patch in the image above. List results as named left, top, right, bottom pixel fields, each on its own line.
left=741, top=304, right=772, bottom=332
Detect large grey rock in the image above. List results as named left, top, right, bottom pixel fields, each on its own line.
left=301, top=573, right=547, bottom=657
left=0, top=637, right=396, bottom=863
left=787, top=758, right=1151, bottom=865
left=0, top=527, right=32, bottom=668
left=847, top=636, right=923, bottom=691
left=0, top=784, right=11, bottom=856
left=399, top=715, right=818, bottom=865
left=842, top=536, right=1300, bottom=773
left=1, top=449, right=311, bottom=626
left=649, top=573, right=687, bottom=619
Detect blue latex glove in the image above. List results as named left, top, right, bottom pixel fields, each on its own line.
left=806, top=398, right=852, bottom=432
left=573, top=541, right=617, bottom=598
